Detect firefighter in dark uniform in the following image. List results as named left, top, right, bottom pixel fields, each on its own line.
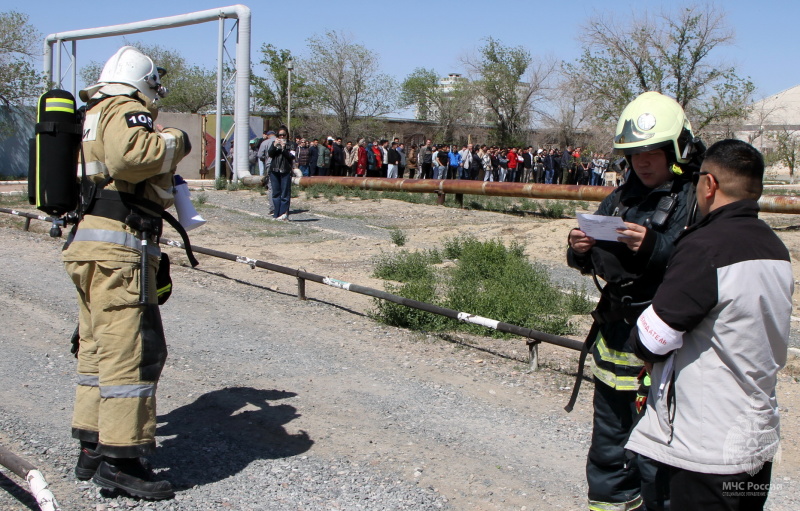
left=567, top=91, right=703, bottom=511
left=63, top=46, right=191, bottom=500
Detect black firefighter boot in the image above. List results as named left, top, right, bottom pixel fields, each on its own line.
left=75, top=443, right=154, bottom=481
left=74, top=442, right=102, bottom=480
left=92, top=457, right=174, bottom=500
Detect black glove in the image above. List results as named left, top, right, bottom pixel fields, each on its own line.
left=181, top=129, right=192, bottom=156
left=70, top=324, right=80, bottom=357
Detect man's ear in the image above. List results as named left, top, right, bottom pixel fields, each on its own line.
left=700, top=174, right=717, bottom=201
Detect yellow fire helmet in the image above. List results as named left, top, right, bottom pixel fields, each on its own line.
left=613, top=91, right=694, bottom=164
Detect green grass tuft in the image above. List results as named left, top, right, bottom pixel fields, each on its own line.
left=371, top=235, right=581, bottom=338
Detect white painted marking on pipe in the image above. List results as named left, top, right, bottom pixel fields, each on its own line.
left=27, top=470, right=60, bottom=511
left=457, top=312, right=499, bottom=330
left=323, top=277, right=351, bottom=291
left=236, top=256, right=257, bottom=268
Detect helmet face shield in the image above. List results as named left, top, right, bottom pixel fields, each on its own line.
left=154, top=67, right=168, bottom=98
left=145, top=67, right=168, bottom=99
left=614, top=119, right=655, bottom=147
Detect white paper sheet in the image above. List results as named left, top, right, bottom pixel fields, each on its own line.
left=577, top=214, right=627, bottom=242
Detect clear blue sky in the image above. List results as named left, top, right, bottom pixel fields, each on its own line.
left=12, top=0, right=800, bottom=111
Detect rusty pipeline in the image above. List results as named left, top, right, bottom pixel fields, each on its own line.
left=289, top=176, right=800, bottom=215
left=292, top=176, right=612, bottom=201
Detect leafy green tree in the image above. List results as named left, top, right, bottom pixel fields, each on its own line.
left=80, top=42, right=218, bottom=113
left=399, top=68, right=473, bottom=142
left=160, top=63, right=218, bottom=113
left=567, top=5, right=754, bottom=133
left=464, top=37, right=554, bottom=146
left=0, top=11, right=42, bottom=110
left=252, top=44, right=312, bottom=129
left=301, top=31, right=396, bottom=140
left=0, top=11, right=43, bottom=138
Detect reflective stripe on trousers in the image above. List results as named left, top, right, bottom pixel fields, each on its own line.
left=588, top=495, right=643, bottom=511
left=77, top=376, right=156, bottom=398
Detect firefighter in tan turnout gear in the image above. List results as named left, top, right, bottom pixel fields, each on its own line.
left=62, top=46, right=190, bottom=500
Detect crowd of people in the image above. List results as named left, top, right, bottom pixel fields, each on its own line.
left=248, top=133, right=624, bottom=186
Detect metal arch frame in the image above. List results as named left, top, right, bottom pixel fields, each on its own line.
left=42, top=4, right=252, bottom=181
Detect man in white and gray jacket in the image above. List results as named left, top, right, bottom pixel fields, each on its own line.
left=626, top=139, right=793, bottom=511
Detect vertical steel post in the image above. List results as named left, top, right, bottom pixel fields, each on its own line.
left=215, top=16, right=224, bottom=182
left=54, top=40, right=62, bottom=88
left=528, top=340, right=540, bottom=371
left=71, top=41, right=77, bottom=95
left=286, top=59, right=293, bottom=135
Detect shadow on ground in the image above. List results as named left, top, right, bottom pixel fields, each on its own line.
left=154, top=386, right=313, bottom=489
left=0, top=472, right=37, bottom=510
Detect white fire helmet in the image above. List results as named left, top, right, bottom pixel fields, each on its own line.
left=98, top=46, right=168, bottom=102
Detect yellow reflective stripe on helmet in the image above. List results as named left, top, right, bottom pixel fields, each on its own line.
left=595, top=334, right=643, bottom=366
left=589, top=495, right=643, bottom=511
left=45, top=98, right=75, bottom=113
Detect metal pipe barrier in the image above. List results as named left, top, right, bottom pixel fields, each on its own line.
left=160, top=237, right=583, bottom=368
left=276, top=176, right=800, bottom=214
left=0, top=444, right=61, bottom=511
left=1, top=207, right=582, bottom=368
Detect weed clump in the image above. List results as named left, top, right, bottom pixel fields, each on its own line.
left=389, top=228, right=407, bottom=246
left=370, top=235, right=591, bottom=337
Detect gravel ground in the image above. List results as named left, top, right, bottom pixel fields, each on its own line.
left=0, top=188, right=799, bottom=510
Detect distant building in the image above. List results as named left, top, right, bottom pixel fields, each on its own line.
left=415, top=72, right=530, bottom=128
left=736, top=85, right=800, bottom=154
left=438, top=73, right=467, bottom=94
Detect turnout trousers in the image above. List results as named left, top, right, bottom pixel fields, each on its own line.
left=588, top=380, right=670, bottom=511
left=65, top=259, right=167, bottom=458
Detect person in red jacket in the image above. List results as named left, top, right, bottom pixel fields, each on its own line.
left=507, top=147, right=519, bottom=182
left=370, top=140, right=383, bottom=177
left=356, top=139, right=368, bottom=176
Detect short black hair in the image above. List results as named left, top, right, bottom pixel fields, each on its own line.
left=703, top=139, right=764, bottom=199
